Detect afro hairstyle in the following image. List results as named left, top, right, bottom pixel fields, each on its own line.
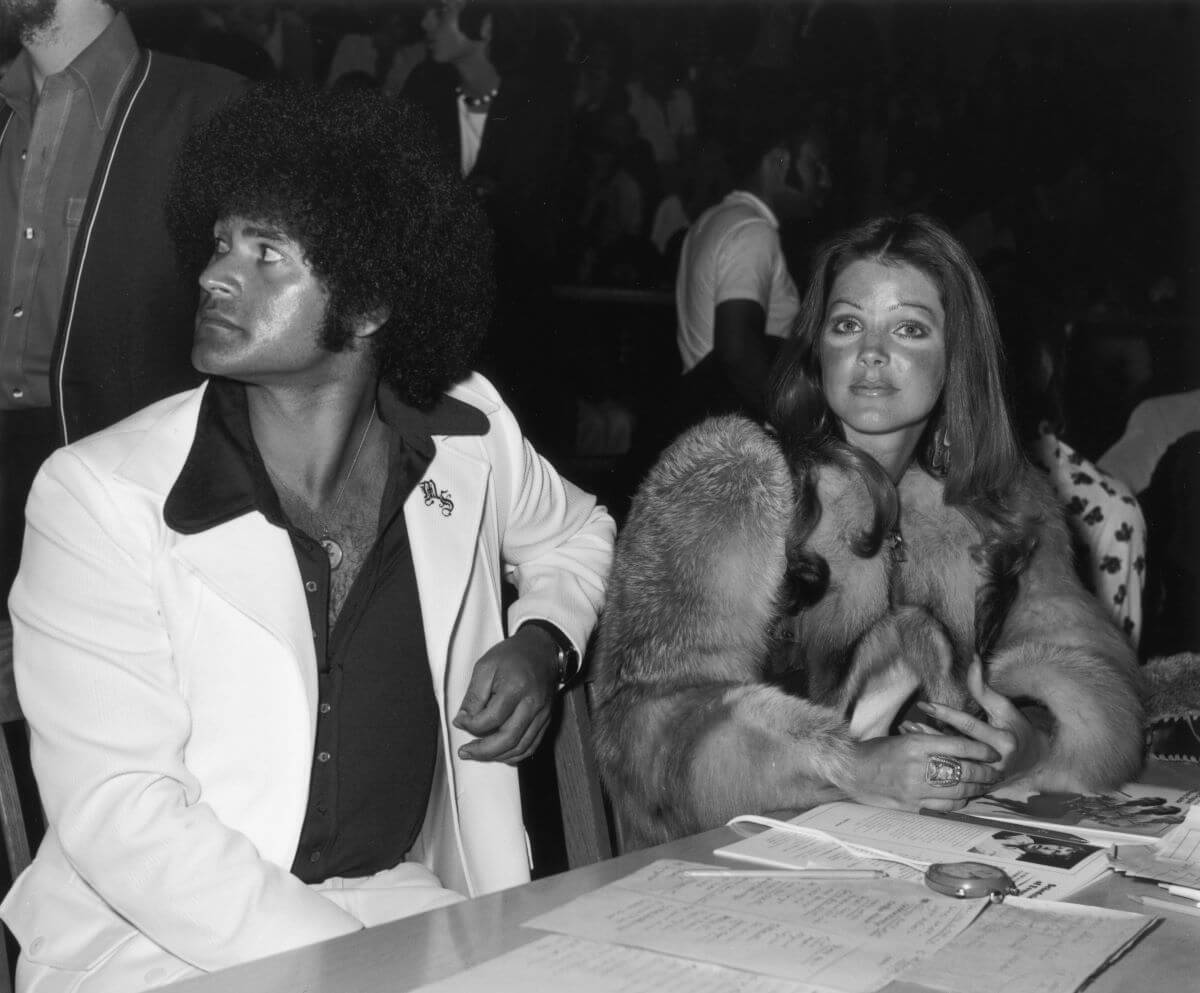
left=166, top=83, right=495, bottom=409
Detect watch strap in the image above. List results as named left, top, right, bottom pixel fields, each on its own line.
left=519, top=620, right=581, bottom=686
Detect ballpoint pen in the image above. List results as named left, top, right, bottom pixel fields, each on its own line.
left=682, top=868, right=887, bottom=880
left=1130, top=894, right=1200, bottom=919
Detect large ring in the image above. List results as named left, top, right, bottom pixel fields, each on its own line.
left=925, top=754, right=963, bottom=788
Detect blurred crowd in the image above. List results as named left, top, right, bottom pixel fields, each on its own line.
left=83, top=3, right=1190, bottom=428
left=2, top=2, right=1176, bottom=315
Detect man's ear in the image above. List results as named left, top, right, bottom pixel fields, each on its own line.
left=352, top=305, right=391, bottom=340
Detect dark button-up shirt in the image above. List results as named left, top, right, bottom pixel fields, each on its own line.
left=0, top=13, right=139, bottom=409
left=164, top=377, right=489, bottom=882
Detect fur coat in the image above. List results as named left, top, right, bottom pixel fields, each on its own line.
left=592, top=416, right=1145, bottom=847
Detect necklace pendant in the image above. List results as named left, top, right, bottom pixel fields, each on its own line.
left=889, top=530, right=906, bottom=563
left=320, top=536, right=344, bottom=571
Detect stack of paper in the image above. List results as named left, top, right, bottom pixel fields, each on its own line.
left=1111, top=818, right=1200, bottom=915
left=715, top=802, right=1112, bottom=900
left=896, top=898, right=1156, bottom=993
left=414, top=860, right=1154, bottom=993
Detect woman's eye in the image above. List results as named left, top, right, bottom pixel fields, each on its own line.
left=895, top=322, right=929, bottom=338
left=212, top=237, right=229, bottom=256
left=829, top=317, right=860, bottom=335
left=260, top=245, right=283, bottom=263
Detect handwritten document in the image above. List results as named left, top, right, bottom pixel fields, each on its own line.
left=414, top=864, right=1152, bottom=993
left=897, top=897, right=1156, bottom=993
left=415, top=933, right=836, bottom=993
left=521, top=860, right=984, bottom=993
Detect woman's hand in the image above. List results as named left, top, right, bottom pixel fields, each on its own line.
left=916, top=655, right=1048, bottom=785
left=846, top=732, right=1002, bottom=812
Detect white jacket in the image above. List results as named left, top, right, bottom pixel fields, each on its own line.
left=2, top=376, right=614, bottom=990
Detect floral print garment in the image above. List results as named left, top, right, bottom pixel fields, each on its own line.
left=1031, top=430, right=1146, bottom=647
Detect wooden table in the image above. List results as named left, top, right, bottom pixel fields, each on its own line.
left=162, top=761, right=1200, bottom=993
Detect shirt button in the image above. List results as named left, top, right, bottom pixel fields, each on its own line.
left=12, top=306, right=24, bottom=318
left=20, top=149, right=27, bottom=161
left=317, top=803, right=328, bottom=814
left=23, top=227, right=34, bottom=239
left=305, top=580, right=318, bottom=593
left=319, top=702, right=331, bottom=715
left=309, top=850, right=321, bottom=863
left=11, top=388, right=23, bottom=399
left=317, top=751, right=331, bottom=763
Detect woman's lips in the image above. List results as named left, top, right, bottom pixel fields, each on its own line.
left=849, top=381, right=898, bottom=396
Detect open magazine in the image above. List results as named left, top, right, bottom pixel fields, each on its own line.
left=954, top=782, right=1200, bottom=847
left=714, top=802, right=1112, bottom=900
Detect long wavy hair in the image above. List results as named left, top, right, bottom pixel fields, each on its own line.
left=766, top=214, right=1037, bottom=652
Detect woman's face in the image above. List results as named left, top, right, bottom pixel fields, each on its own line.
left=819, top=259, right=947, bottom=462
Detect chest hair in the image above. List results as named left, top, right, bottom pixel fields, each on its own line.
left=274, top=467, right=386, bottom=629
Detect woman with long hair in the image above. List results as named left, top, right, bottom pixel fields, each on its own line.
left=592, top=214, right=1143, bottom=848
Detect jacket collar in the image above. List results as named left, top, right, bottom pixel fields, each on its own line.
left=163, top=377, right=488, bottom=536
left=107, top=380, right=495, bottom=724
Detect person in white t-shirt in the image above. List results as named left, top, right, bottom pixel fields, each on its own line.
left=675, top=112, right=830, bottom=423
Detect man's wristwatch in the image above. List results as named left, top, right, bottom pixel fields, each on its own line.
left=519, top=620, right=581, bottom=687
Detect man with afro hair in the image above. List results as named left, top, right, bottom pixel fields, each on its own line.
left=2, top=83, right=613, bottom=992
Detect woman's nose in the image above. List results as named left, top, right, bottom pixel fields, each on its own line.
left=857, top=330, right=889, bottom=365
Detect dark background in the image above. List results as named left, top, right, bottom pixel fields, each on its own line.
left=5, top=1, right=1196, bottom=459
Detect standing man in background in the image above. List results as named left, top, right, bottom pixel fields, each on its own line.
left=406, top=0, right=570, bottom=455
left=0, top=0, right=241, bottom=613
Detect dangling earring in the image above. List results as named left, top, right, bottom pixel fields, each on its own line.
left=931, top=426, right=951, bottom=473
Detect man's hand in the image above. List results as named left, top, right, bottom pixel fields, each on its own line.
left=452, top=626, right=559, bottom=764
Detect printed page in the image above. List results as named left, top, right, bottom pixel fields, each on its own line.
left=715, top=803, right=1109, bottom=900
left=414, top=934, right=838, bottom=993
left=897, top=897, right=1157, bottom=993
left=957, top=782, right=1200, bottom=846
left=522, top=859, right=985, bottom=993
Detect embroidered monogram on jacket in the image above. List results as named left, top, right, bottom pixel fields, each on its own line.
left=420, top=479, right=454, bottom=516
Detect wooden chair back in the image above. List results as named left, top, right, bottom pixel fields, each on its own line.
left=552, top=678, right=615, bottom=868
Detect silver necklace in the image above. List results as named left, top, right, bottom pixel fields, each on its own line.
left=264, top=401, right=377, bottom=570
